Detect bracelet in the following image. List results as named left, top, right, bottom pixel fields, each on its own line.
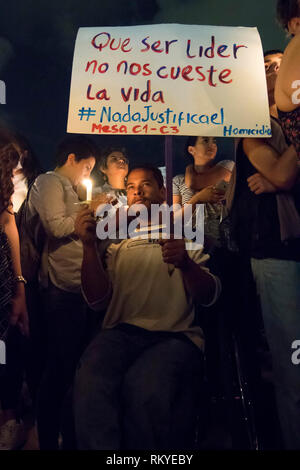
left=15, top=275, right=27, bottom=285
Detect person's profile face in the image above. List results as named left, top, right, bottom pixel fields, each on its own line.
left=189, top=136, right=217, bottom=161
left=73, top=156, right=95, bottom=185
left=264, top=53, right=283, bottom=93
left=101, top=151, right=129, bottom=181
left=264, top=54, right=282, bottom=75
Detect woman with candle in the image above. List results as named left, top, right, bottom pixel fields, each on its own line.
left=24, top=136, right=97, bottom=449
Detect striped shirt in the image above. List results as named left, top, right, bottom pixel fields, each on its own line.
left=173, top=160, right=235, bottom=247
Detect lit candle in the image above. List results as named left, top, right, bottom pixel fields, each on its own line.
left=82, top=179, right=92, bottom=202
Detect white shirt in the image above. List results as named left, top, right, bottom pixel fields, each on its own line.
left=12, top=172, right=28, bottom=213
left=84, top=230, right=221, bottom=350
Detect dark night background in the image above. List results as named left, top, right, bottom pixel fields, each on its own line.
left=0, top=0, right=287, bottom=174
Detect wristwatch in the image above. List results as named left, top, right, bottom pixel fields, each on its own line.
left=15, top=275, right=27, bottom=285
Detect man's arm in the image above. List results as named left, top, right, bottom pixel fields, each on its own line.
left=159, top=238, right=219, bottom=306
left=30, top=174, right=77, bottom=238
left=180, top=256, right=219, bottom=306
left=243, top=138, right=298, bottom=190
left=75, top=207, right=112, bottom=309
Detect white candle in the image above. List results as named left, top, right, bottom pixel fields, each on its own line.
left=82, top=179, right=92, bottom=201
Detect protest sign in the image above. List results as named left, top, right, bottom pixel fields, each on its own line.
left=67, top=24, right=270, bottom=137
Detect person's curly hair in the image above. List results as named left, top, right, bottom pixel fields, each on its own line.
left=0, top=144, right=20, bottom=215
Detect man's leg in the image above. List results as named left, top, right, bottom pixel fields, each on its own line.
left=37, top=283, right=89, bottom=450
left=73, top=326, right=145, bottom=450
left=122, top=335, right=204, bottom=450
left=25, top=280, right=47, bottom=408
left=251, top=258, right=300, bottom=450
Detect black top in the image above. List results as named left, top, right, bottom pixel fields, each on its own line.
left=0, top=224, right=15, bottom=340
left=231, top=123, right=300, bottom=262
left=278, top=107, right=300, bottom=159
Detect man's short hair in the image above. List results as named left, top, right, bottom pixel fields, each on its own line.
left=55, top=135, right=98, bottom=167
left=264, top=49, right=283, bottom=57
left=276, top=0, right=300, bottom=31
left=127, top=165, right=164, bottom=189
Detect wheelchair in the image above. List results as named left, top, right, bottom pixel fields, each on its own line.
left=194, top=248, right=282, bottom=450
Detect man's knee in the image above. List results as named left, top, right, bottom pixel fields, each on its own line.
left=122, top=337, right=203, bottom=411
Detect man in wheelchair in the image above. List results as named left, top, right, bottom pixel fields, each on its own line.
left=73, top=165, right=221, bottom=450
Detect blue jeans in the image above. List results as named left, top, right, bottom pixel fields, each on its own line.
left=74, top=323, right=204, bottom=450
left=251, top=258, right=300, bottom=449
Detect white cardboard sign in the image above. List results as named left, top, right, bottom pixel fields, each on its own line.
left=67, top=24, right=270, bottom=137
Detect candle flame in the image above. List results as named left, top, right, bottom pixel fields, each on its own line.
left=82, top=179, right=92, bottom=190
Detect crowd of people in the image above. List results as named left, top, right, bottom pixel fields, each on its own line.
left=0, top=0, right=299, bottom=451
